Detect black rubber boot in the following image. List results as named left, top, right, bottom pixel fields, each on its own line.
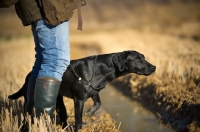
left=34, top=76, right=60, bottom=121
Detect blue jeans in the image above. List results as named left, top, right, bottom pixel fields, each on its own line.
left=31, top=19, right=70, bottom=81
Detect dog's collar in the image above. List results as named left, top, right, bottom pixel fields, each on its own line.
left=68, top=55, right=103, bottom=90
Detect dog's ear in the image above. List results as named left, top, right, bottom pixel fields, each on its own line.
left=112, top=53, right=126, bottom=72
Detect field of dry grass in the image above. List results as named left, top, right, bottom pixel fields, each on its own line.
left=0, top=0, right=200, bottom=132
left=0, top=37, right=120, bottom=132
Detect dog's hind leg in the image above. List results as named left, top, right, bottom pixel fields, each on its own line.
left=56, top=95, right=68, bottom=128
left=84, top=94, right=101, bottom=118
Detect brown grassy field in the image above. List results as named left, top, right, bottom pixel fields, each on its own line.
left=0, top=38, right=120, bottom=132
left=0, top=0, right=200, bottom=132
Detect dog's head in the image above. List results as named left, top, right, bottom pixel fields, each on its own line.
left=113, top=50, right=156, bottom=76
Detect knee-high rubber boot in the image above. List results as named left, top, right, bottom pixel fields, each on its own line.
left=23, top=77, right=36, bottom=132
left=34, top=76, right=60, bottom=122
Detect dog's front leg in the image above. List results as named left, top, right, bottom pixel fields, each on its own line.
left=84, top=94, right=101, bottom=118
left=74, top=97, right=84, bottom=131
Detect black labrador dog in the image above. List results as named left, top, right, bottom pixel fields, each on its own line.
left=8, top=50, right=156, bottom=131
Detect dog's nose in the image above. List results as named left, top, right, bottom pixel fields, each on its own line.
left=151, top=66, right=156, bottom=71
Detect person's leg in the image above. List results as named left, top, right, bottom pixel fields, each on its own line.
left=33, top=19, right=70, bottom=119
left=31, top=19, right=70, bottom=81
left=26, top=19, right=70, bottom=121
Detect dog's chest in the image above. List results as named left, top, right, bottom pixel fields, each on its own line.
left=87, top=88, right=100, bottom=97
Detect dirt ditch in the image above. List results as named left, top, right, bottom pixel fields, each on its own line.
left=69, top=29, right=200, bottom=131
left=110, top=74, right=200, bottom=132
left=69, top=29, right=200, bottom=132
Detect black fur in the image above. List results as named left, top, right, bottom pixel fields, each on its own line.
left=8, top=51, right=156, bottom=131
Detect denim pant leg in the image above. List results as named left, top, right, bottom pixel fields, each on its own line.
left=31, top=19, right=70, bottom=81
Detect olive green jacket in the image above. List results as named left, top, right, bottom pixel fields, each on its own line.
left=0, top=0, right=18, bottom=7
left=0, top=0, right=86, bottom=26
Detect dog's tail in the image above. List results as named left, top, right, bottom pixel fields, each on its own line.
left=8, top=72, right=31, bottom=100
left=8, top=88, right=23, bottom=100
